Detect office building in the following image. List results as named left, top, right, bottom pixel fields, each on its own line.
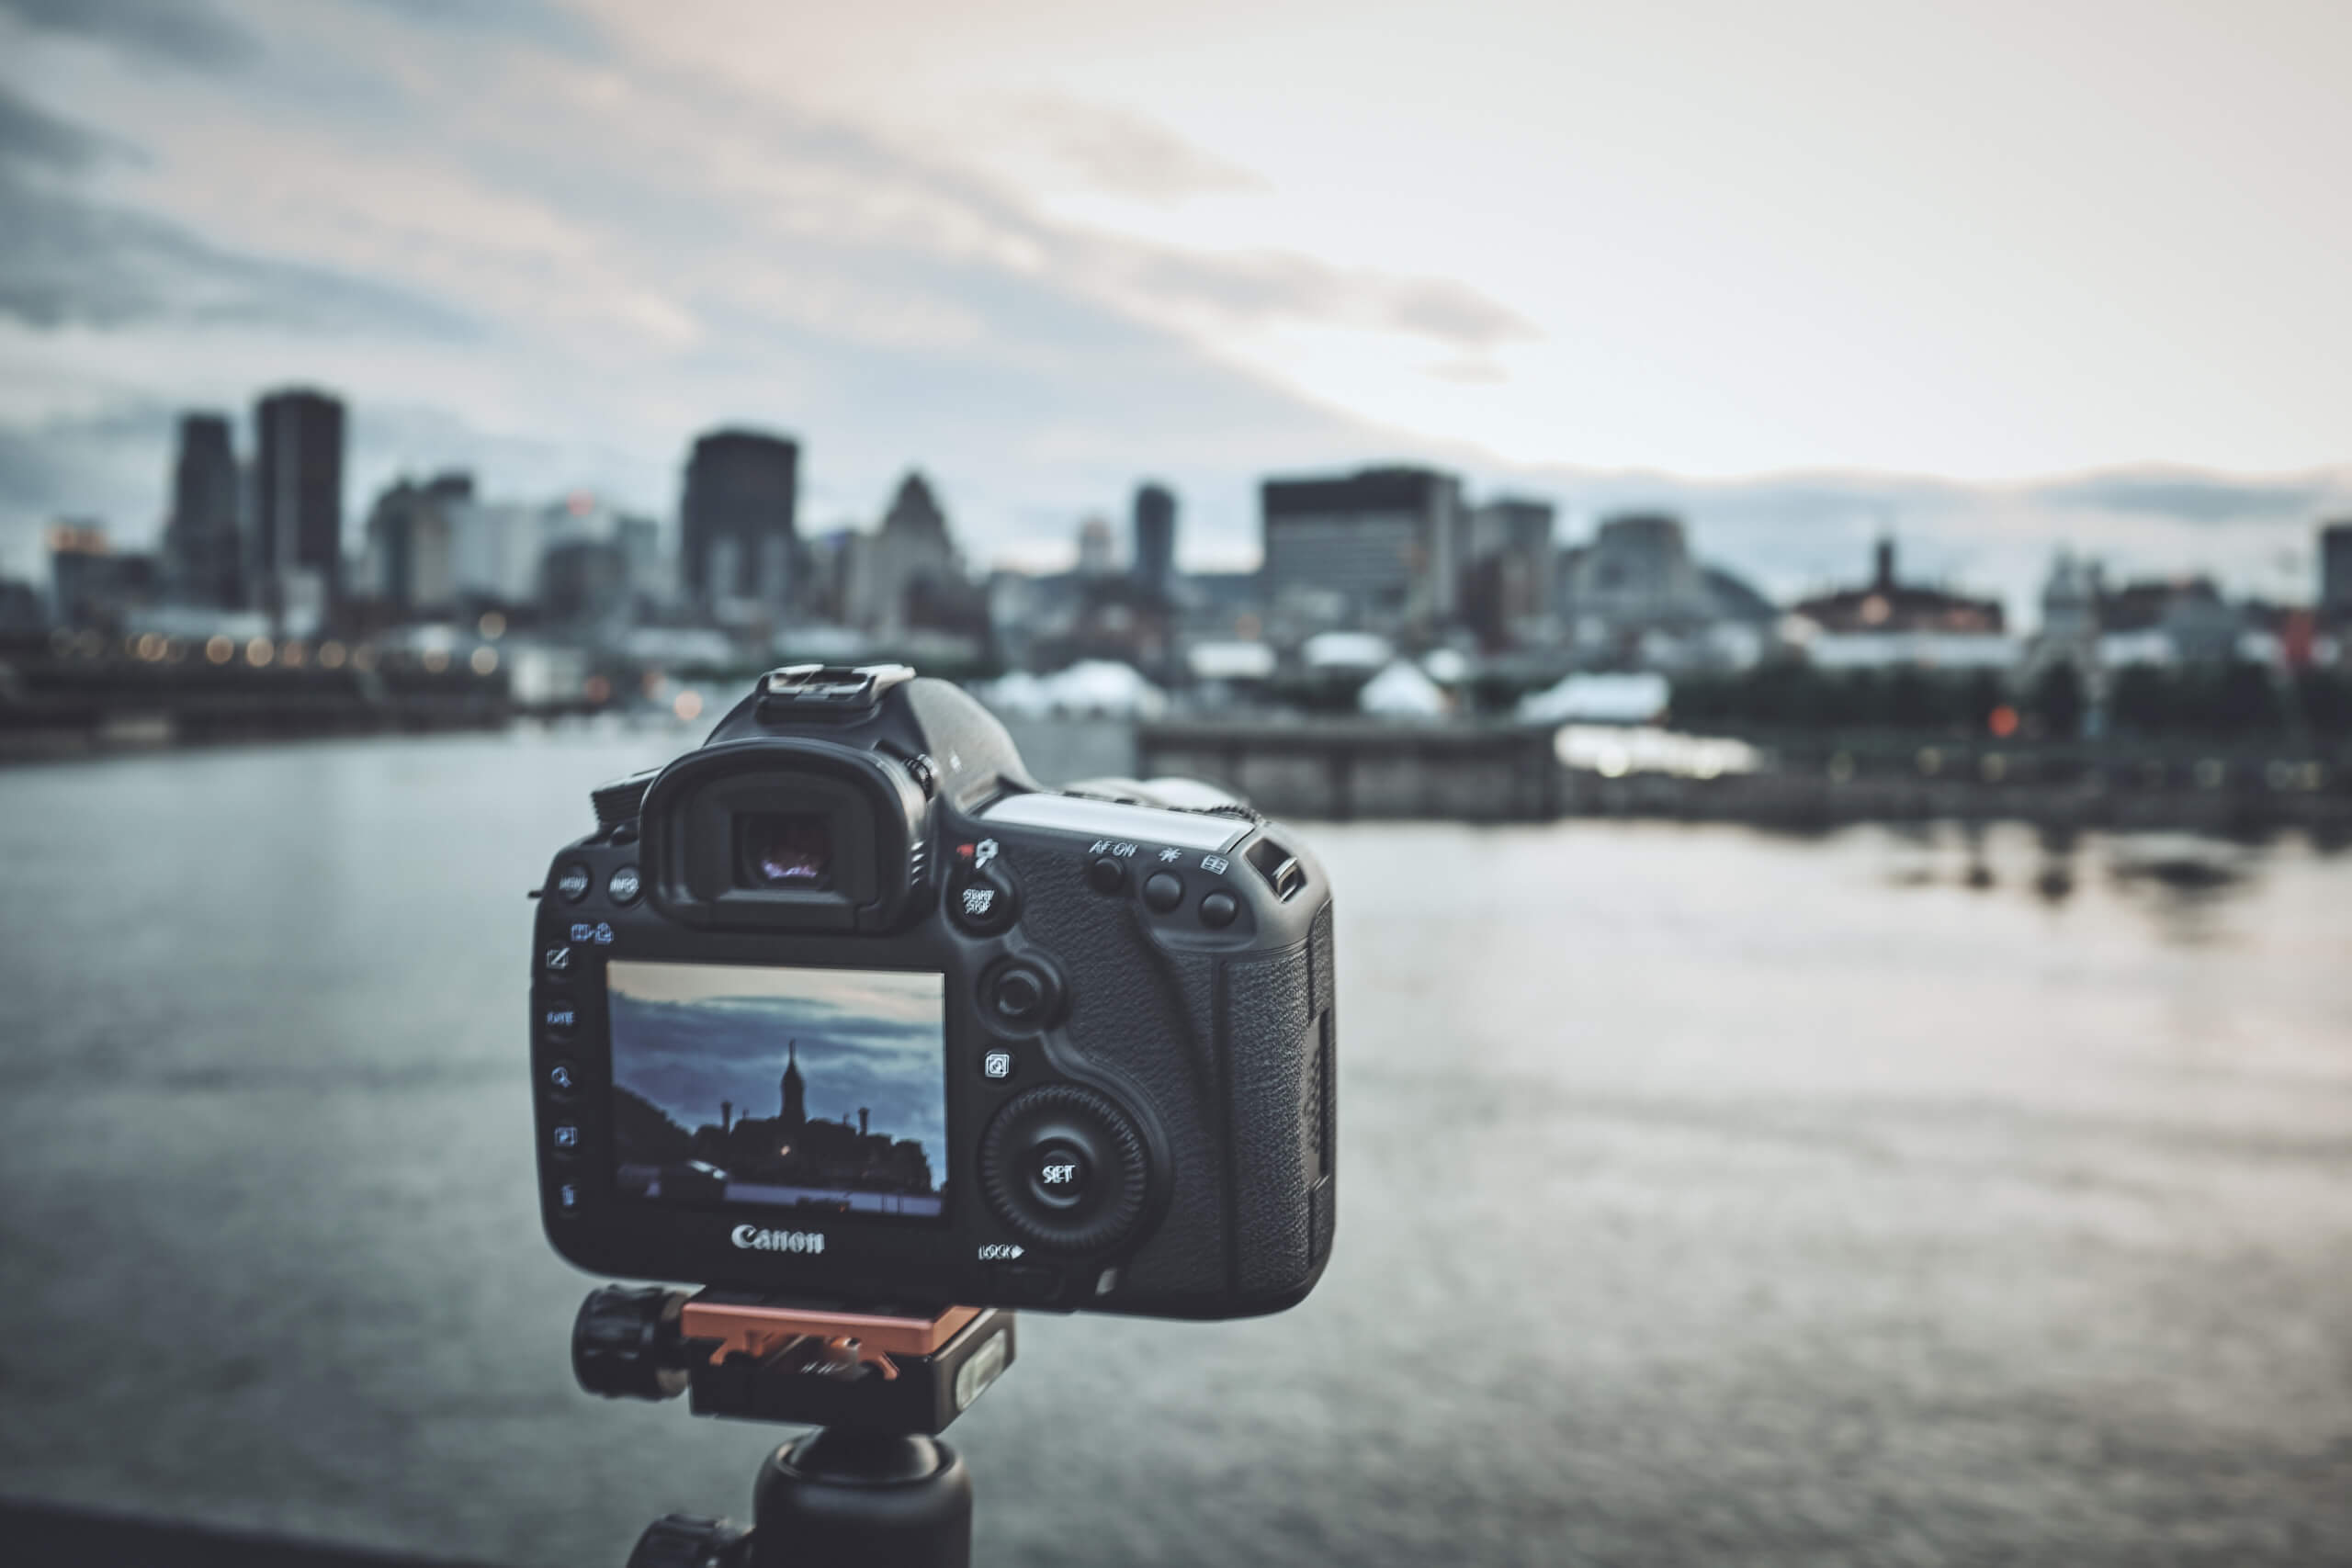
left=1557, top=513, right=1779, bottom=669
left=1461, top=495, right=1555, bottom=646
left=364, top=471, right=474, bottom=613
left=849, top=472, right=980, bottom=642
left=1261, top=466, right=1463, bottom=633
left=163, top=412, right=243, bottom=608
left=254, top=388, right=347, bottom=626
left=48, top=522, right=156, bottom=629
left=2323, top=520, right=2352, bottom=623
left=1133, top=483, right=1177, bottom=595
left=541, top=537, right=631, bottom=626
left=0, top=577, right=42, bottom=637
left=681, top=428, right=797, bottom=615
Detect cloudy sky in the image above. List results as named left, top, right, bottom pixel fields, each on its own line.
left=3, top=0, right=2347, bottom=609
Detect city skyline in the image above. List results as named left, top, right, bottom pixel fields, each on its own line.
left=12, top=374, right=2349, bottom=628
left=4, top=1, right=2351, bottom=615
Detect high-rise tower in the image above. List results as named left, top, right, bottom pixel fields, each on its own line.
left=253, top=388, right=346, bottom=626
left=164, top=412, right=243, bottom=608
left=1133, top=482, right=1177, bottom=596
left=682, top=428, right=798, bottom=615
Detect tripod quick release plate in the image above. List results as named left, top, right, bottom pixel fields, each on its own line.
left=573, top=1287, right=1015, bottom=1437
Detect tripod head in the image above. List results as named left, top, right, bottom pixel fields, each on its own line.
left=572, top=1288, right=1015, bottom=1568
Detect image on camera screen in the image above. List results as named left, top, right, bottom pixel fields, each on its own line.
left=605, top=960, right=946, bottom=1221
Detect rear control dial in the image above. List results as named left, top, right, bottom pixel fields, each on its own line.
left=978, top=1085, right=1148, bottom=1253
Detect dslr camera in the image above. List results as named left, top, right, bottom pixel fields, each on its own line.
left=531, top=666, right=1335, bottom=1319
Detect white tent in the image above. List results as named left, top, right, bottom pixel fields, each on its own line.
left=1420, top=647, right=1472, bottom=684
left=1359, top=659, right=1448, bottom=718
left=977, top=661, right=1167, bottom=719
left=1515, top=671, right=1669, bottom=725
left=1303, top=630, right=1394, bottom=673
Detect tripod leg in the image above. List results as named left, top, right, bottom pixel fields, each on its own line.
left=749, top=1427, right=972, bottom=1568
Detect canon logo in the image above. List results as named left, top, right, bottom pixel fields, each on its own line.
left=730, top=1224, right=825, bottom=1255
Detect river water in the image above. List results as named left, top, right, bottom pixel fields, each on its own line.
left=2, top=728, right=2348, bottom=1567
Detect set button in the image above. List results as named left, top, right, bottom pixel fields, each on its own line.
left=1027, top=1140, right=1092, bottom=1210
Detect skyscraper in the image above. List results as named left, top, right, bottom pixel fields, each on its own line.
left=681, top=429, right=797, bottom=615
left=364, top=471, right=473, bottom=613
left=2323, top=520, right=2352, bottom=623
left=1461, top=496, right=1555, bottom=646
left=253, top=388, right=346, bottom=626
left=163, top=412, right=243, bottom=608
left=1261, top=466, right=1463, bottom=632
left=851, top=472, right=965, bottom=639
left=1133, top=482, right=1177, bottom=595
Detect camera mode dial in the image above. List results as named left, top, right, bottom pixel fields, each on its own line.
left=978, top=1085, right=1148, bottom=1254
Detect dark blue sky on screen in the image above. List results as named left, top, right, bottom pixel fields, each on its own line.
left=606, top=963, right=945, bottom=1172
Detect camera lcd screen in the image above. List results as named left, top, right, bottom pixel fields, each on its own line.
left=605, top=960, right=947, bottom=1223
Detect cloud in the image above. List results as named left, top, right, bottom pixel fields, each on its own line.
left=1116, top=246, right=1539, bottom=353
left=0, top=0, right=254, bottom=69
left=2030, top=468, right=2342, bottom=524
left=337, top=0, right=603, bottom=53
left=1426, top=358, right=1509, bottom=385
left=0, top=172, right=477, bottom=337
left=0, top=86, right=127, bottom=173
left=994, top=94, right=1268, bottom=202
